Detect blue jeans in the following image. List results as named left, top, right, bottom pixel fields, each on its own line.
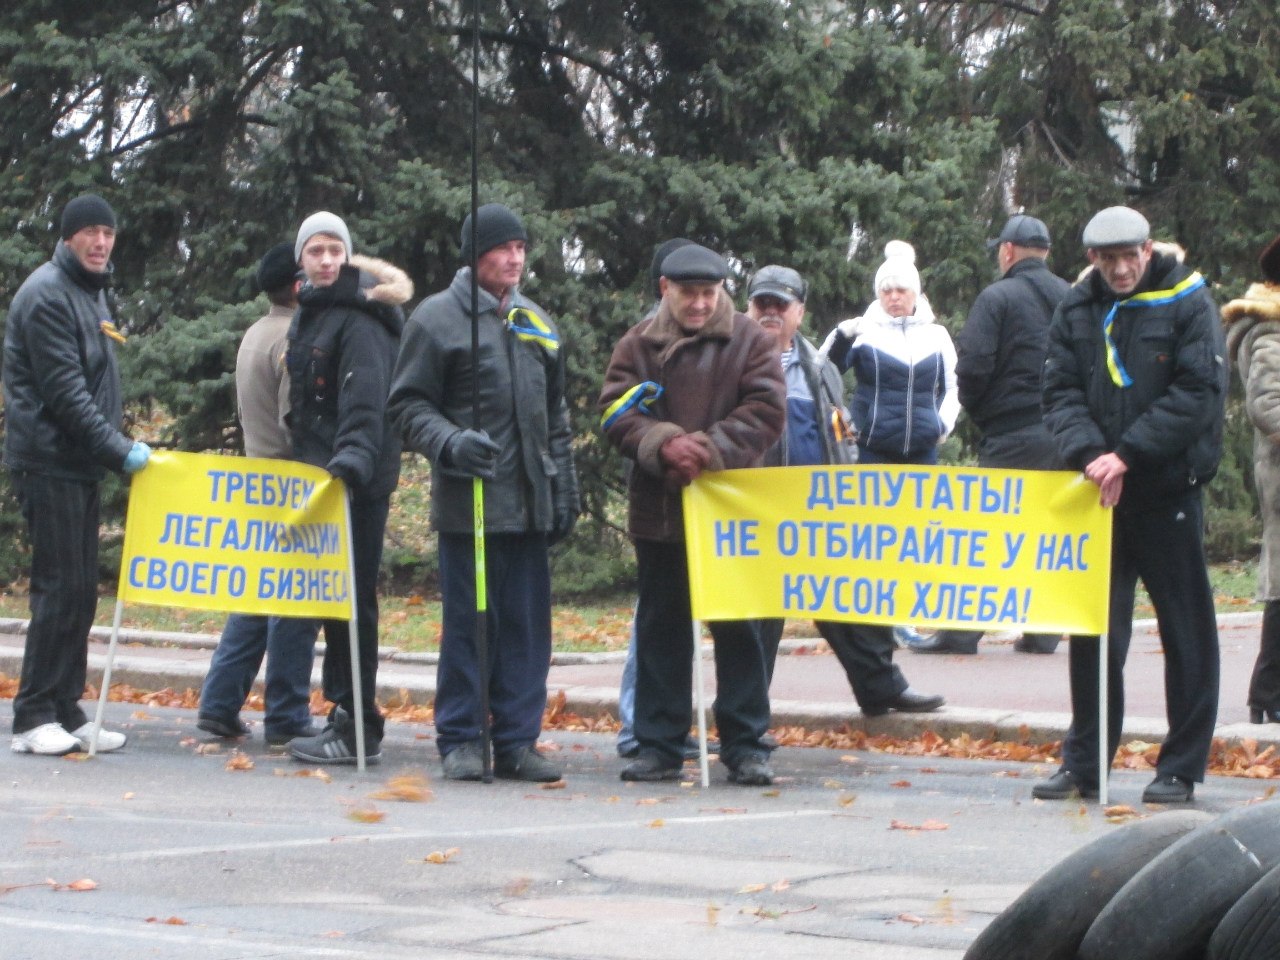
left=616, top=620, right=638, bottom=755
left=200, top=614, right=318, bottom=735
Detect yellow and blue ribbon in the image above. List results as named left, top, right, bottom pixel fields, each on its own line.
left=601, top=381, right=664, bottom=431
left=99, top=319, right=127, bottom=344
left=506, top=306, right=559, bottom=354
left=1102, top=272, right=1205, bottom=388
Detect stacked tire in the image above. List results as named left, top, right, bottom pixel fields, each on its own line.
left=963, top=802, right=1280, bottom=960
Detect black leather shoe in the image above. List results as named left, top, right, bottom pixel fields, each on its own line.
left=197, top=715, right=250, bottom=739
left=862, top=687, right=945, bottom=717
left=1142, top=774, right=1194, bottom=803
left=1031, top=768, right=1099, bottom=800
left=1013, top=635, right=1060, bottom=654
left=620, top=750, right=682, bottom=782
left=727, top=751, right=774, bottom=786
left=906, top=634, right=978, bottom=655
left=1250, top=707, right=1280, bottom=724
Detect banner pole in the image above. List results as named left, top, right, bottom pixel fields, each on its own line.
left=87, top=598, right=126, bottom=757
left=343, top=491, right=367, bottom=772
left=1098, top=631, right=1108, bottom=805
left=692, top=619, right=709, bottom=788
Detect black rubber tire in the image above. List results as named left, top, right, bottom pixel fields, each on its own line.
left=1079, top=800, right=1280, bottom=960
left=961, top=809, right=1210, bottom=960
left=1208, top=860, right=1280, bottom=960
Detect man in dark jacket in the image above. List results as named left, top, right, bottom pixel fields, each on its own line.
left=911, top=214, right=1071, bottom=656
left=749, top=265, right=944, bottom=718
left=1036, top=206, right=1225, bottom=804
left=4, top=194, right=151, bottom=756
left=599, top=244, right=785, bottom=785
left=284, top=212, right=412, bottom=766
left=389, top=203, right=579, bottom=784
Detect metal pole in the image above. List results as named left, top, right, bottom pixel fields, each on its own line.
left=470, top=0, right=493, bottom=782
left=1098, top=632, right=1108, bottom=805
left=343, top=491, right=367, bottom=772
left=692, top=619, right=709, bottom=788
left=88, top=598, right=127, bottom=756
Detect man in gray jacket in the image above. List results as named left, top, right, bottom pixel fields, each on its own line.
left=4, top=194, right=151, bottom=756
left=389, top=203, right=579, bottom=783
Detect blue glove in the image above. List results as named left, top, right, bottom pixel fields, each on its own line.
left=123, top=441, right=152, bottom=474
left=446, top=429, right=500, bottom=480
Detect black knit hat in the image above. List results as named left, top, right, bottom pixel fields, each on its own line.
left=256, top=242, right=300, bottom=294
left=649, top=238, right=694, bottom=298
left=60, top=194, right=116, bottom=240
left=1260, top=234, right=1280, bottom=286
left=460, top=203, right=528, bottom=263
left=660, top=244, right=728, bottom=283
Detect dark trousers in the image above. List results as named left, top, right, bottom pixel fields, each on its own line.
left=11, top=473, right=98, bottom=734
left=758, top=619, right=905, bottom=711
left=1061, top=492, right=1220, bottom=784
left=199, top=614, right=318, bottom=734
left=1248, top=599, right=1280, bottom=710
left=319, top=494, right=389, bottom=740
left=932, top=423, right=1064, bottom=652
left=633, top=538, right=771, bottom=769
left=435, top=532, right=551, bottom=757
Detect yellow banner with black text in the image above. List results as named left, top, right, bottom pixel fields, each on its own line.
left=117, top=451, right=353, bottom=619
left=683, top=465, right=1110, bottom=634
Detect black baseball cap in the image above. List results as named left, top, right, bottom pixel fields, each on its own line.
left=748, top=265, right=807, bottom=303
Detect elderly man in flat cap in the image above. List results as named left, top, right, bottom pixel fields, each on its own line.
left=5, top=194, right=151, bottom=756
left=912, top=213, right=1072, bottom=656
left=1037, top=206, right=1226, bottom=804
left=599, top=244, right=785, bottom=785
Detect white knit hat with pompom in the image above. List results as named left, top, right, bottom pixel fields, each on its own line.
left=873, top=239, right=921, bottom=296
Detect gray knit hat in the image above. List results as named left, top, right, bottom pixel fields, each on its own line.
left=294, top=211, right=352, bottom=262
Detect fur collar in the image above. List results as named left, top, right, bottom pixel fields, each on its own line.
left=1222, top=282, right=1280, bottom=327
left=642, top=287, right=735, bottom=346
left=350, top=254, right=413, bottom=306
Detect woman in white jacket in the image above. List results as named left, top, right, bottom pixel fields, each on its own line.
left=823, top=240, right=958, bottom=465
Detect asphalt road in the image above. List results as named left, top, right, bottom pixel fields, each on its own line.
left=4, top=702, right=1278, bottom=960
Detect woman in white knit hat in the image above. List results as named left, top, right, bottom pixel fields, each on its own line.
left=822, top=240, right=959, bottom=465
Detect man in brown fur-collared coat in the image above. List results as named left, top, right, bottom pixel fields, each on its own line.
left=1224, top=234, right=1280, bottom=725
left=598, top=243, right=785, bottom=786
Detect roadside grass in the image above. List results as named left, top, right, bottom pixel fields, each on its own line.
left=0, top=561, right=1259, bottom=654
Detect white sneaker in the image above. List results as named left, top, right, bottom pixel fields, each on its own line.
left=69, top=722, right=127, bottom=753
left=11, top=722, right=81, bottom=755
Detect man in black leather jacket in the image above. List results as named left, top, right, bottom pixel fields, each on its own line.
left=4, top=194, right=151, bottom=756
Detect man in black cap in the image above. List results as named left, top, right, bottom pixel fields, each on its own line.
left=5, top=194, right=151, bottom=756
left=1036, top=205, right=1225, bottom=804
left=197, top=243, right=321, bottom=748
left=747, top=264, right=944, bottom=718
left=390, top=203, right=579, bottom=783
left=909, top=213, right=1071, bottom=656
left=598, top=244, right=786, bottom=784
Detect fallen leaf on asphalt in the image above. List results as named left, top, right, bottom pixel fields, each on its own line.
left=761, top=789, right=780, bottom=797
left=539, top=779, right=568, bottom=790
left=739, top=883, right=767, bottom=894
left=890, top=780, right=911, bottom=788
left=706, top=903, right=720, bottom=926
left=131, top=710, right=155, bottom=720
left=195, top=742, right=223, bottom=755
left=896, top=913, right=926, bottom=925
left=837, top=793, right=856, bottom=807
left=368, top=775, right=432, bottom=802
left=771, top=879, right=790, bottom=892
left=145, top=916, right=186, bottom=925
left=823, top=779, right=844, bottom=789
left=700, top=807, right=746, bottom=814
left=504, top=877, right=531, bottom=896
left=648, top=819, right=665, bottom=828
left=839, top=755, right=862, bottom=764
left=1103, top=804, right=1140, bottom=824
left=275, top=767, right=332, bottom=782
left=889, top=819, right=949, bottom=832
left=423, top=848, right=460, bottom=864
left=62, top=752, right=90, bottom=761
left=920, top=767, right=938, bottom=774
left=54, top=878, right=97, bottom=892
left=122, top=792, right=134, bottom=800
left=346, top=804, right=385, bottom=824
left=635, top=797, right=671, bottom=805
left=225, top=752, right=254, bottom=771
left=604, top=796, right=620, bottom=804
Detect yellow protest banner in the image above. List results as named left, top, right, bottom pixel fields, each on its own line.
left=117, top=451, right=353, bottom=619
left=683, top=465, right=1111, bottom=634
